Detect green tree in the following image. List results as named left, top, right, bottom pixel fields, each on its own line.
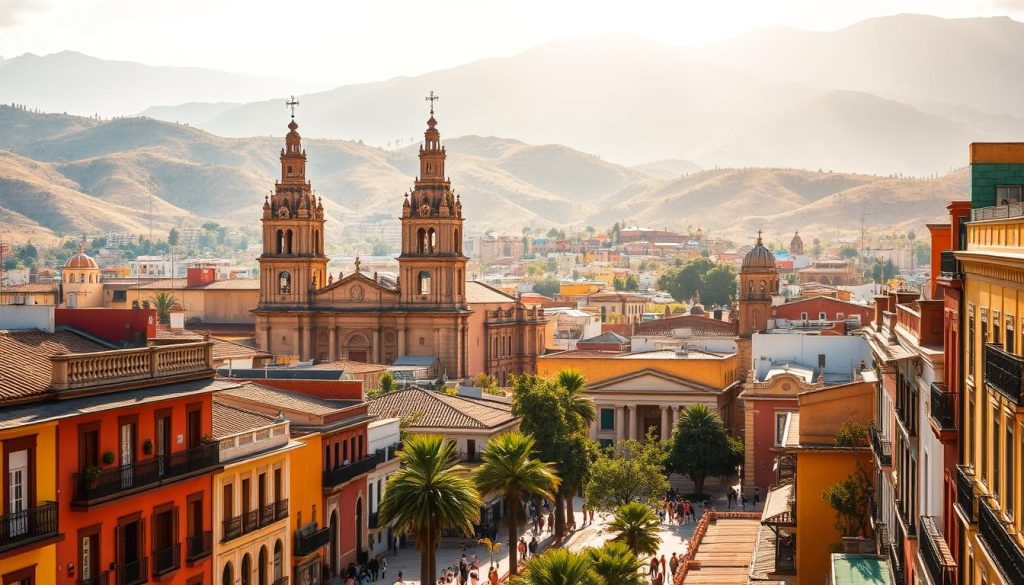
left=612, top=276, right=625, bottom=291
left=656, top=257, right=714, bottom=302
left=148, top=291, right=179, bottom=324
left=553, top=370, right=596, bottom=529
left=378, top=435, right=481, bottom=584
left=585, top=541, right=644, bottom=585
left=838, top=245, right=859, bottom=259
left=584, top=430, right=668, bottom=512
left=701, top=264, right=737, bottom=306
left=533, top=277, right=560, bottom=298
left=511, top=548, right=601, bottom=585
left=367, top=372, right=398, bottom=398
left=167, top=228, right=180, bottom=247
left=822, top=463, right=874, bottom=537
left=475, top=432, right=560, bottom=576
left=623, top=275, right=639, bottom=291
left=668, top=404, right=742, bottom=496
left=606, top=502, right=662, bottom=557
left=834, top=420, right=869, bottom=447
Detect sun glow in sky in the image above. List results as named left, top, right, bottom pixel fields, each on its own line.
left=1, top=0, right=1020, bottom=84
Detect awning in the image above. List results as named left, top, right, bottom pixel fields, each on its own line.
left=761, top=482, right=796, bottom=527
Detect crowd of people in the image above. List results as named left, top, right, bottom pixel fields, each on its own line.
left=337, top=555, right=390, bottom=585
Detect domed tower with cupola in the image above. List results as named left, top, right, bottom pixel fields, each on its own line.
left=62, top=244, right=102, bottom=308
left=738, top=231, right=778, bottom=337
left=398, top=95, right=467, bottom=307
left=789, top=230, right=804, bottom=256
left=258, top=105, right=328, bottom=306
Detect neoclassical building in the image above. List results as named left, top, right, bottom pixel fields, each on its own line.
left=254, top=110, right=546, bottom=381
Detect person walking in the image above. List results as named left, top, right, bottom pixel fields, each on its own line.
left=369, top=557, right=380, bottom=581
left=518, top=537, right=527, bottom=561
left=649, top=556, right=659, bottom=576
left=660, top=554, right=667, bottom=577
left=488, top=566, right=499, bottom=585
left=395, top=571, right=404, bottom=585
left=669, top=553, right=679, bottom=578
left=528, top=536, right=538, bottom=558
left=381, top=557, right=388, bottom=581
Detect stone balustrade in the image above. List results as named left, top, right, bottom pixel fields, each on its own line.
left=218, top=420, right=290, bottom=463
left=50, top=341, right=214, bottom=392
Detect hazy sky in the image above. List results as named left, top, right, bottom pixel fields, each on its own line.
left=1, top=0, right=1021, bottom=84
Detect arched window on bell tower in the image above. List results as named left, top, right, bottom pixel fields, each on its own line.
left=417, top=229, right=426, bottom=253
left=418, top=271, right=431, bottom=295
left=276, top=230, right=284, bottom=254
left=279, top=271, right=292, bottom=294
left=428, top=229, right=436, bottom=253
left=286, top=230, right=293, bottom=254
left=454, top=229, right=460, bottom=254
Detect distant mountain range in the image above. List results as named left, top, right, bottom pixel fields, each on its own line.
left=0, top=105, right=966, bottom=247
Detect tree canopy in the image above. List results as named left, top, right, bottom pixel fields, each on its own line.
left=584, top=431, right=668, bottom=512
left=606, top=502, right=663, bottom=557
left=668, top=404, right=742, bottom=496
left=533, top=277, right=561, bottom=298
left=657, top=257, right=736, bottom=306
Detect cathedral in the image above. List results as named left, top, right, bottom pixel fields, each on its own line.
left=253, top=106, right=546, bottom=381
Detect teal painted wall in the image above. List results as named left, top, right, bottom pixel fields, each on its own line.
left=971, top=163, right=1024, bottom=207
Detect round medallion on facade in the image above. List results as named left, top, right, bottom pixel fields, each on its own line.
left=419, top=204, right=431, bottom=217
left=350, top=284, right=365, bottom=301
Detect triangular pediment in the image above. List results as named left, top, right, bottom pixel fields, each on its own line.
left=586, top=368, right=721, bottom=394
left=313, top=272, right=399, bottom=304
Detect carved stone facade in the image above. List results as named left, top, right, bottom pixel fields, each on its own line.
left=254, top=113, right=545, bottom=379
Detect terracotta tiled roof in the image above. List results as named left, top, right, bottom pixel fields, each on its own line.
left=0, top=330, right=110, bottom=403
left=217, top=382, right=351, bottom=416
left=212, top=400, right=279, bottom=438
left=0, top=283, right=60, bottom=293
left=465, top=281, right=514, bottom=304
left=588, top=291, right=646, bottom=302
left=154, top=328, right=268, bottom=361
left=634, top=314, right=737, bottom=337
left=368, top=387, right=515, bottom=430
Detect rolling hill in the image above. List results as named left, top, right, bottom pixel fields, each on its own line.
left=0, top=106, right=967, bottom=248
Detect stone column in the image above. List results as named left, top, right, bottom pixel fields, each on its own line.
left=297, top=325, right=304, bottom=360
left=397, top=326, right=406, bottom=357
left=660, top=405, right=671, bottom=441
left=328, top=326, right=337, bottom=362
left=672, top=405, right=680, bottom=430
left=615, top=406, right=625, bottom=443
left=627, top=404, right=638, bottom=440
left=589, top=412, right=598, bottom=440
left=372, top=329, right=381, bottom=364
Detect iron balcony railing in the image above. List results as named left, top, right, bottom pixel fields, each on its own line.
left=895, top=499, right=916, bottom=537
left=0, top=501, right=58, bottom=552
left=294, top=525, right=331, bottom=557
left=956, top=465, right=977, bottom=523
left=152, top=542, right=180, bottom=576
left=985, top=343, right=1023, bottom=404
left=919, top=516, right=957, bottom=585
left=116, top=556, right=148, bottom=585
left=979, top=498, right=1024, bottom=582
left=929, top=383, right=957, bottom=432
left=323, top=454, right=379, bottom=488
left=938, top=251, right=961, bottom=280
left=222, top=499, right=289, bottom=542
left=77, top=572, right=110, bottom=585
left=73, top=443, right=220, bottom=504
left=870, top=425, right=892, bottom=467
left=186, top=530, right=212, bottom=562
left=972, top=203, right=1024, bottom=222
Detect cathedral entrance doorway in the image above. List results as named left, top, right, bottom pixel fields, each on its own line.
left=348, top=351, right=368, bottom=363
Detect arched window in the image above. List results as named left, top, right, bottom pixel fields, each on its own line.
left=417, top=229, right=426, bottom=253
left=287, top=165, right=293, bottom=177
left=286, top=230, right=293, bottom=255
left=747, top=281, right=753, bottom=294
left=454, top=229, right=461, bottom=254
left=419, top=271, right=431, bottom=295
left=759, top=280, right=766, bottom=294
left=273, top=540, right=283, bottom=580
left=279, top=271, right=292, bottom=294
left=428, top=228, right=436, bottom=253
left=275, top=230, right=284, bottom=254
left=313, top=230, right=319, bottom=255
left=258, top=546, right=268, bottom=585
left=222, top=563, right=233, bottom=585
left=241, top=554, right=252, bottom=585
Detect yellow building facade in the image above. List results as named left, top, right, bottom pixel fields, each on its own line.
left=955, top=143, right=1024, bottom=585
left=0, top=421, right=59, bottom=585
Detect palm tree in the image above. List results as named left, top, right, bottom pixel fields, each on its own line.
left=511, top=548, right=602, bottom=585
left=585, top=542, right=644, bottom=585
left=475, top=432, right=560, bottom=576
left=148, top=291, right=178, bottom=324
left=478, top=537, right=502, bottom=568
left=379, top=434, right=481, bottom=584
left=607, top=502, right=662, bottom=557
left=554, top=370, right=595, bottom=534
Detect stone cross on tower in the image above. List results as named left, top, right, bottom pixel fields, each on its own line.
left=425, top=90, right=439, bottom=115
left=354, top=256, right=361, bottom=272
left=286, top=95, right=300, bottom=118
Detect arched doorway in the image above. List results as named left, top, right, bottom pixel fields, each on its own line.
left=258, top=545, right=268, bottom=585
left=355, top=498, right=364, bottom=562
left=273, top=540, right=283, bottom=581
left=222, top=563, right=233, bottom=585
left=330, top=510, right=339, bottom=576
left=345, top=333, right=371, bottom=363
left=241, top=554, right=252, bottom=585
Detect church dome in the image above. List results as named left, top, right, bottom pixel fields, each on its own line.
left=789, top=231, right=804, bottom=255
left=64, top=244, right=98, bottom=270
left=742, top=231, right=776, bottom=272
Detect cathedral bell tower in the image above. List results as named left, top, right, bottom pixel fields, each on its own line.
left=738, top=231, right=778, bottom=336
left=258, top=103, right=328, bottom=305
left=398, top=93, right=468, bottom=307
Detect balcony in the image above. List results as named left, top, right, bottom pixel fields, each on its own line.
left=978, top=498, right=1024, bottom=582
left=323, top=454, right=379, bottom=488
left=72, top=443, right=220, bottom=506
left=222, top=499, right=289, bottom=542
left=895, top=499, right=917, bottom=538
left=0, top=501, right=58, bottom=553
left=955, top=465, right=977, bottom=524
left=152, top=542, right=180, bottom=576
left=985, top=343, right=1023, bottom=404
left=368, top=512, right=379, bottom=529
left=50, top=341, right=214, bottom=394
left=870, top=425, right=892, bottom=468
left=457, top=451, right=482, bottom=464
left=938, top=250, right=962, bottom=281
left=376, top=442, right=402, bottom=464
left=919, top=516, right=956, bottom=585
left=929, top=383, right=957, bottom=439
left=117, top=556, right=148, bottom=585
left=294, top=525, right=331, bottom=557
left=77, top=572, right=110, bottom=585
left=971, top=202, right=1024, bottom=222
left=186, top=531, right=212, bottom=562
